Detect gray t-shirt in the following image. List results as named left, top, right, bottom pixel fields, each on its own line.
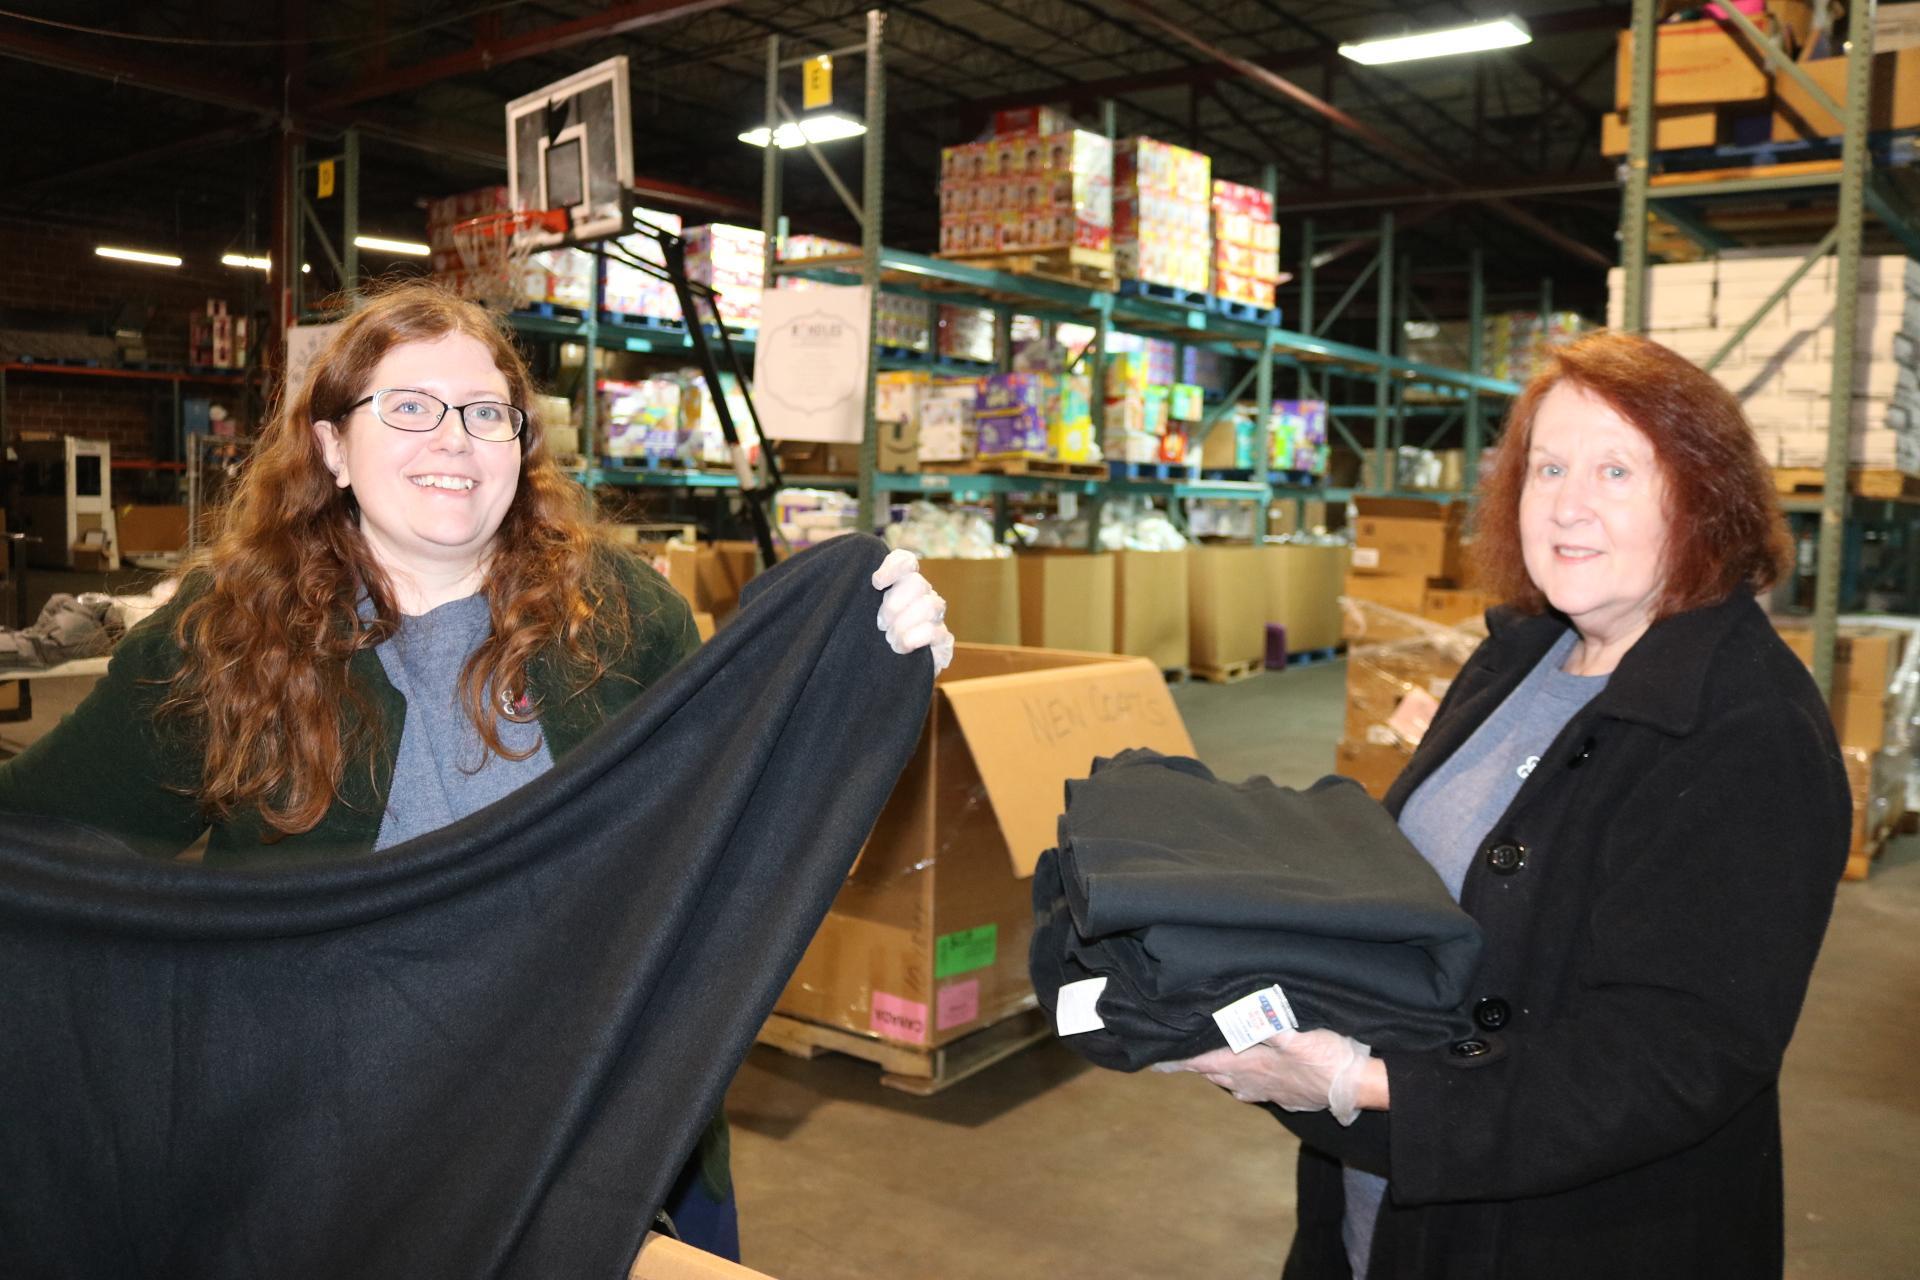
left=1341, top=629, right=1607, bottom=1278
left=369, top=592, right=554, bottom=851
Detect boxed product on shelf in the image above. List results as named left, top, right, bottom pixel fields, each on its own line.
left=937, top=304, right=996, bottom=364
left=992, top=105, right=1077, bottom=137
left=772, top=643, right=1194, bottom=1049
left=682, top=370, right=760, bottom=467
left=975, top=373, right=1050, bottom=456
left=1350, top=496, right=1467, bottom=581
left=1772, top=47, right=1920, bottom=140
left=919, top=379, right=977, bottom=461
left=685, top=223, right=766, bottom=329
left=1113, top=137, right=1212, bottom=294
left=1199, top=407, right=1257, bottom=471
left=1017, top=551, right=1117, bottom=652
left=773, top=488, right=860, bottom=554
left=598, top=377, right=685, bottom=461
left=1270, top=400, right=1330, bottom=476
left=1612, top=4, right=1810, bottom=111
left=1210, top=179, right=1283, bottom=310
left=783, top=234, right=857, bottom=260
left=877, top=293, right=934, bottom=352
left=601, top=209, right=685, bottom=321
left=936, top=130, right=1114, bottom=257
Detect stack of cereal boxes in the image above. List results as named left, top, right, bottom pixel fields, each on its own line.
left=1211, top=180, right=1282, bottom=311
left=1114, top=138, right=1212, bottom=293
left=937, top=123, right=1114, bottom=259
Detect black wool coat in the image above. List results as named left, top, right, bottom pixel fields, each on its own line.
left=1280, top=594, right=1851, bottom=1280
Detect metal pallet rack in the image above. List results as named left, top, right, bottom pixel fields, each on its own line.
left=753, top=10, right=1522, bottom=543
left=1618, top=0, right=1920, bottom=695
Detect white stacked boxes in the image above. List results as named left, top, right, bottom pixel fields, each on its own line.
left=601, top=208, right=685, bottom=322
left=1610, top=255, right=1920, bottom=476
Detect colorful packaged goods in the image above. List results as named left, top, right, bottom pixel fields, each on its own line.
left=876, top=294, right=934, bottom=353
left=684, top=223, right=765, bottom=329
left=1051, top=374, right=1097, bottom=463
left=919, top=379, right=977, bottom=462
left=1210, top=180, right=1283, bottom=310
left=937, top=304, right=996, bottom=364
left=992, top=105, right=1077, bottom=137
left=937, top=129, right=1113, bottom=257
left=1269, top=400, right=1330, bottom=477
left=975, top=373, right=1051, bottom=457
left=1114, top=137, right=1212, bottom=293
left=600, top=378, right=686, bottom=461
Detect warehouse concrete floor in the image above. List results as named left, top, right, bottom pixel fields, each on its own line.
left=5, top=639, right=1915, bottom=1278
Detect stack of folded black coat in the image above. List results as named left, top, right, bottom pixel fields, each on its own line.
left=1029, top=750, right=1483, bottom=1071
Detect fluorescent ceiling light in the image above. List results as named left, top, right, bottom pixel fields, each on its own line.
left=95, top=246, right=182, bottom=268
left=353, top=235, right=431, bottom=256
left=738, top=112, right=868, bottom=149
left=1339, top=17, right=1530, bottom=66
left=222, top=253, right=271, bottom=271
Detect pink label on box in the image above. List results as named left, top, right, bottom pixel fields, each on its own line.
left=936, top=979, right=981, bottom=1030
left=870, top=991, right=930, bottom=1044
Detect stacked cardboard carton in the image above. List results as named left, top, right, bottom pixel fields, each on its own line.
left=1611, top=254, right=1920, bottom=477
left=937, top=129, right=1114, bottom=258
left=1103, top=351, right=1191, bottom=465
left=188, top=299, right=249, bottom=370
left=973, top=372, right=1096, bottom=462
left=1601, top=2, right=1814, bottom=157
left=1773, top=619, right=1916, bottom=877
left=1114, top=138, right=1212, bottom=294
left=1342, top=497, right=1490, bottom=627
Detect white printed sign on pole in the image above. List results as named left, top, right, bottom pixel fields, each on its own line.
left=753, top=285, right=871, bottom=443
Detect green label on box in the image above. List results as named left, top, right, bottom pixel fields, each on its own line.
left=934, top=923, right=998, bottom=979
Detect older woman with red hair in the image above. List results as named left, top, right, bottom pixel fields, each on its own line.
left=1175, top=332, right=1851, bottom=1278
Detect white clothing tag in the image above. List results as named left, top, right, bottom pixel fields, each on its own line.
left=1212, top=984, right=1300, bottom=1054
left=1055, top=977, right=1109, bottom=1036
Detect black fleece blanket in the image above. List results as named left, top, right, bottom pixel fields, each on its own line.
left=0, top=534, right=931, bottom=1280
left=1030, top=751, right=1482, bottom=1070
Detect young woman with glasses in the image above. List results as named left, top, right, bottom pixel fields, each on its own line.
left=0, top=278, right=952, bottom=1261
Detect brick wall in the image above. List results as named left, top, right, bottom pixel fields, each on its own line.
left=2, top=214, right=256, bottom=459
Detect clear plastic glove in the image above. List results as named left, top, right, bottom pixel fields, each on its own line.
left=1156, top=1028, right=1376, bottom=1126
left=872, top=548, right=955, bottom=673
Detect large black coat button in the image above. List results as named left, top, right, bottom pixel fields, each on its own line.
left=1450, top=1038, right=1490, bottom=1058
left=1486, top=843, right=1526, bottom=874
left=1474, top=997, right=1511, bottom=1030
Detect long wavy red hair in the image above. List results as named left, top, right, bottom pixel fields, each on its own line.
left=162, top=280, right=630, bottom=835
left=1472, top=331, right=1791, bottom=619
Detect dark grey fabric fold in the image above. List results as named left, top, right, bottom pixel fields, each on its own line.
left=0, top=533, right=931, bottom=1280
left=1030, top=749, right=1482, bottom=1070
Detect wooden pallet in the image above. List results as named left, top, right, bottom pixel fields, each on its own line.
left=973, top=453, right=1108, bottom=479
left=1192, top=658, right=1261, bottom=685
left=1773, top=468, right=1920, bottom=500
left=937, top=246, right=1118, bottom=291
left=756, top=1003, right=1052, bottom=1096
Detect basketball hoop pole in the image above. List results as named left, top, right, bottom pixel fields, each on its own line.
left=619, top=216, right=781, bottom=570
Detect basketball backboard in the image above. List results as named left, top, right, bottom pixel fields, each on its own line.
left=506, top=56, right=633, bottom=249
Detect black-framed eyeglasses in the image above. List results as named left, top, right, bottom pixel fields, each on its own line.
left=346, top=388, right=526, bottom=443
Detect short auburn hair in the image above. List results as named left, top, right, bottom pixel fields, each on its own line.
left=1472, top=330, right=1791, bottom=620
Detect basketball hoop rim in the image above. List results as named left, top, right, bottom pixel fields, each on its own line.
left=451, top=209, right=570, bottom=240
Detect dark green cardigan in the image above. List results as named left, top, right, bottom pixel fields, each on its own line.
left=0, top=547, right=698, bottom=866
left=0, top=546, right=733, bottom=1203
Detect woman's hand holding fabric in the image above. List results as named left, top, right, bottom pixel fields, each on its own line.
left=872, top=549, right=954, bottom=673
left=1160, top=1028, right=1379, bottom=1126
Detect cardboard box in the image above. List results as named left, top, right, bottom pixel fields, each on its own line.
left=1350, top=497, right=1465, bottom=581
left=774, top=441, right=862, bottom=476
left=665, top=541, right=761, bottom=621
left=631, top=1232, right=775, bottom=1279
left=1017, top=552, right=1116, bottom=653
left=1263, top=543, right=1349, bottom=653
left=1600, top=107, right=1722, bottom=155
left=1334, top=738, right=1412, bottom=802
left=1344, top=634, right=1467, bottom=747
left=1422, top=587, right=1494, bottom=627
left=877, top=418, right=920, bottom=473
left=1614, top=8, right=1801, bottom=110
left=1772, top=47, right=1920, bottom=140
left=1113, top=548, right=1191, bottom=671
left=1774, top=623, right=1904, bottom=699
left=116, top=504, right=190, bottom=555
left=1189, top=544, right=1267, bottom=671
left=0, top=680, right=21, bottom=716
left=774, top=644, right=1195, bottom=1046
left=921, top=556, right=1021, bottom=646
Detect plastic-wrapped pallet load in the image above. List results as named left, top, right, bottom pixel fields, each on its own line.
left=684, top=224, right=765, bottom=330
left=1334, top=599, right=1487, bottom=801
left=937, top=128, right=1113, bottom=258
left=1113, top=137, right=1211, bottom=294
left=1209, top=180, right=1282, bottom=310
